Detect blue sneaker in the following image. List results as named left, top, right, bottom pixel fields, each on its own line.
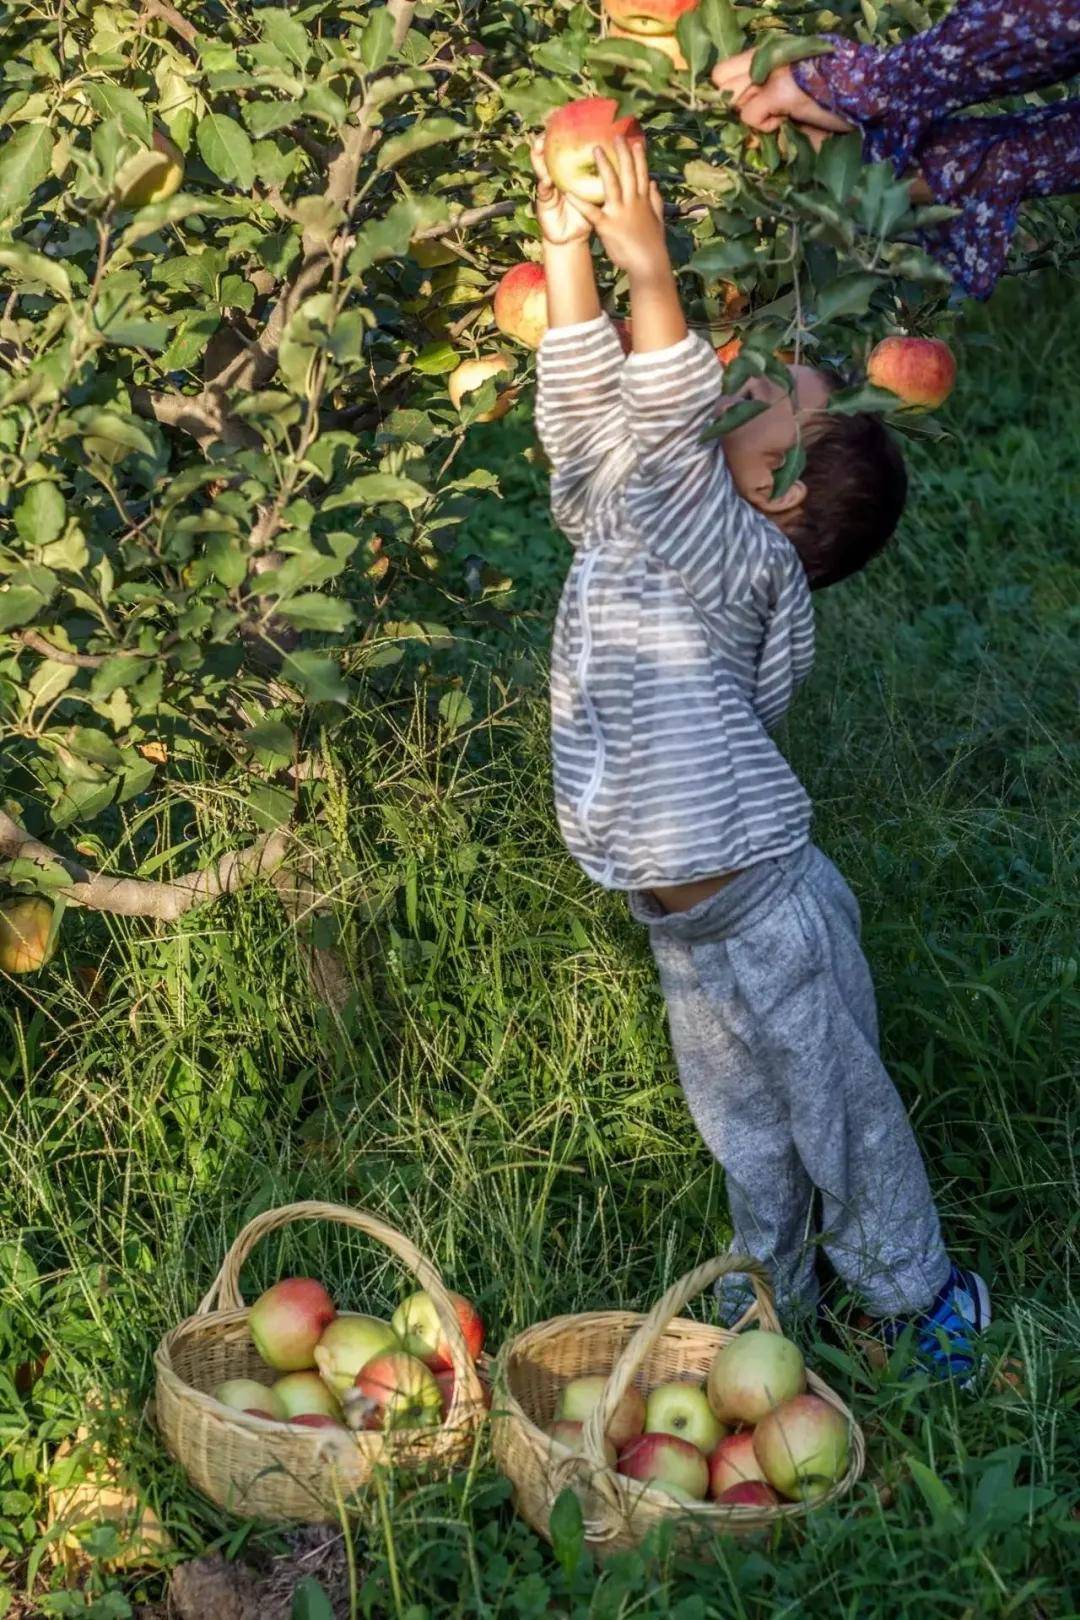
left=863, top=1262, right=992, bottom=1389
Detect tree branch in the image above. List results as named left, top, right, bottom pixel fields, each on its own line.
left=412, top=201, right=517, bottom=241
left=18, top=632, right=110, bottom=669
left=0, top=810, right=292, bottom=920
left=141, top=0, right=198, bottom=48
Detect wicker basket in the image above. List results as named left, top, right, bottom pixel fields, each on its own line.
left=154, top=1201, right=487, bottom=1523
left=492, top=1254, right=865, bottom=1558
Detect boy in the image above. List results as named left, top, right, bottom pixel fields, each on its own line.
left=532, top=133, right=991, bottom=1381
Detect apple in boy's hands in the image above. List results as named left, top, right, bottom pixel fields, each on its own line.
left=543, top=98, right=646, bottom=206
left=752, top=1394, right=850, bottom=1501
left=349, top=1350, right=444, bottom=1432
left=707, top=1330, right=806, bottom=1425
left=617, top=1433, right=709, bottom=1501
left=555, top=1374, right=646, bottom=1450
left=313, top=1313, right=398, bottom=1398
left=391, top=1289, right=485, bottom=1370
left=248, top=1279, right=336, bottom=1372
left=493, top=263, right=548, bottom=349
left=644, top=1380, right=724, bottom=1454
left=708, top=1429, right=769, bottom=1498
left=867, top=336, right=956, bottom=410
left=213, top=1378, right=286, bottom=1420
left=548, top=1419, right=618, bottom=1467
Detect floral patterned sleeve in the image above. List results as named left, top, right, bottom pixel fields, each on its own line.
left=791, top=0, right=1080, bottom=298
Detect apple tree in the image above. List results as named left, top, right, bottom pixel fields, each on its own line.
left=0, top=0, right=1073, bottom=988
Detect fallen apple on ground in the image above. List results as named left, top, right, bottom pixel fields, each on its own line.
left=617, top=1433, right=709, bottom=1501
left=271, top=1371, right=342, bottom=1421
left=313, top=1312, right=399, bottom=1398
left=448, top=353, right=518, bottom=422
left=391, top=1288, right=485, bottom=1370
left=351, top=1350, right=444, bottom=1433
left=555, top=1374, right=646, bottom=1450
left=249, top=1279, right=336, bottom=1372
left=548, top=1419, right=618, bottom=1468
left=645, top=1380, right=724, bottom=1455
left=0, top=897, right=56, bottom=975
left=213, top=1379, right=286, bottom=1420
left=752, top=1394, right=850, bottom=1501
left=707, top=1330, right=806, bottom=1426
left=867, top=335, right=956, bottom=410
left=544, top=97, right=646, bottom=206
left=493, top=263, right=548, bottom=349
left=708, top=1428, right=769, bottom=1498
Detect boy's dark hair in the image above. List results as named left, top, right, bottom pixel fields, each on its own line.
left=789, top=407, right=908, bottom=590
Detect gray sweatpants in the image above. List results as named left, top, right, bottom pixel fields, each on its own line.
left=631, top=844, right=951, bottom=1326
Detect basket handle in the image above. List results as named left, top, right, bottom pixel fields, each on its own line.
left=195, top=1200, right=485, bottom=1411
left=580, top=1254, right=780, bottom=1472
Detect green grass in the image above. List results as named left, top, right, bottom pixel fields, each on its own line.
left=2, top=273, right=1079, bottom=1618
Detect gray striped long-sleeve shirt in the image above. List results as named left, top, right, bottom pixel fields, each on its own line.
left=535, top=315, right=815, bottom=892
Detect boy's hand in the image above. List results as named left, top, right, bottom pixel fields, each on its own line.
left=532, top=137, right=592, bottom=246
left=566, top=138, right=667, bottom=281
left=712, top=51, right=854, bottom=135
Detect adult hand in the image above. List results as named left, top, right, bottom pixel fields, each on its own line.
left=712, top=50, right=855, bottom=135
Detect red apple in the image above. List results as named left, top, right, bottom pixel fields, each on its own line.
left=271, top=1370, right=342, bottom=1421
left=391, top=1289, right=485, bottom=1371
left=715, top=1480, right=781, bottom=1507
left=290, top=1412, right=347, bottom=1430
left=448, top=353, right=518, bottom=422
left=752, top=1394, right=850, bottom=1502
left=544, top=98, right=646, bottom=206
left=715, top=337, right=742, bottom=367
left=435, top=1366, right=491, bottom=1414
left=708, top=1429, right=769, bottom=1498
left=608, top=22, right=688, bottom=68
left=645, top=1380, right=724, bottom=1455
left=555, top=1374, right=646, bottom=1450
left=548, top=1419, right=618, bottom=1468
left=493, top=263, right=548, bottom=349
left=707, top=1330, right=806, bottom=1426
left=867, top=335, right=956, bottom=410
left=603, top=0, right=699, bottom=36
left=213, top=1378, right=287, bottom=1421
left=313, top=1312, right=398, bottom=1398
left=248, top=1278, right=336, bottom=1372
left=351, top=1350, right=444, bottom=1433
left=617, top=1433, right=709, bottom=1501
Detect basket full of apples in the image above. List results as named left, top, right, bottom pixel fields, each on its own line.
left=491, top=1254, right=865, bottom=1557
left=154, top=1202, right=488, bottom=1522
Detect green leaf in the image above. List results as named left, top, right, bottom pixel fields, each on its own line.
left=0, top=123, right=53, bottom=224
left=414, top=340, right=459, bottom=376
left=815, top=133, right=864, bottom=206
left=813, top=272, right=883, bottom=322
left=699, top=0, right=745, bottom=56
left=84, top=84, right=153, bottom=144
left=676, top=12, right=714, bottom=78
left=771, top=441, right=806, bottom=501
left=0, top=244, right=72, bottom=301
left=700, top=398, right=768, bottom=440
left=376, top=118, right=467, bottom=172
left=362, top=69, right=434, bottom=112
left=361, top=8, right=396, bottom=71
left=14, top=482, right=66, bottom=547
left=260, top=8, right=310, bottom=70
left=118, top=193, right=241, bottom=248
left=904, top=1457, right=962, bottom=1532
left=247, top=781, right=294, bottom=833
left=750, top=34, right=834, bottom=86
left=438, top=690, right=473, bottom=732
left=690, top=238, right=759, bottom=278
left=71, top=409, right=155, bottom=460
left=322, top=474, right=429, bottom=511
left=241, top=721, right=296, bottom=768
left=291, top=1577, right=336, bottom=1620
left=549, top=1488, right=585, bottom=1580
left=826, top=382, right=898, bottom=415
left=0, top=585, right=48, bottom=632
left=281, top=650, right=349, bottom=704
left=279, top=593, right=354, bottom=632
left=197, top=113, right=255, bottom=189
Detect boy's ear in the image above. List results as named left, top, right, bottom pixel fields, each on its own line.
left=756, top=478, right=807, bottom=517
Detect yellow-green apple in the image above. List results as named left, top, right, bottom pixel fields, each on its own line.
left=493, top=263, right=548, bottom=349
left=114, top=130, right=185, bottom=207
left=213, top=1378, right=286, bottom=1420
left=313, top=1313, right=398, bottom=1398
left=271, top=1371, right=342, bottom=1421
left=555, top=1374, right=646, bottom=1450
left=547, top=1419, right=618, bottom=1468
left=617, top=1433, right=709, bottom=1501
left=715, top=1479, right=781, bottom=1507
left=351, top=1350, right=444, bottom=1433
left=708, top=1429, right=769, bottom=1498
left=448, top=353, right=518, bottom=422
left=391, top=1289, right=485, bottom=1371
left=707, top=1331, right=806, bottom=1426
left=543, top=97, right=646, bottom=206
left=608, top=22, right=688, bottom=68
left=644, top=1380, right=724, bottom=1455
left=867, top=336, right=956, bottom=410
left=249, top=1278, right=336, bottom=1372
left=0, top=897, right=56, bottom=974
left=602, top=0, right=699, bottom=35
left=752, top=1394, right=850, bottom=1502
